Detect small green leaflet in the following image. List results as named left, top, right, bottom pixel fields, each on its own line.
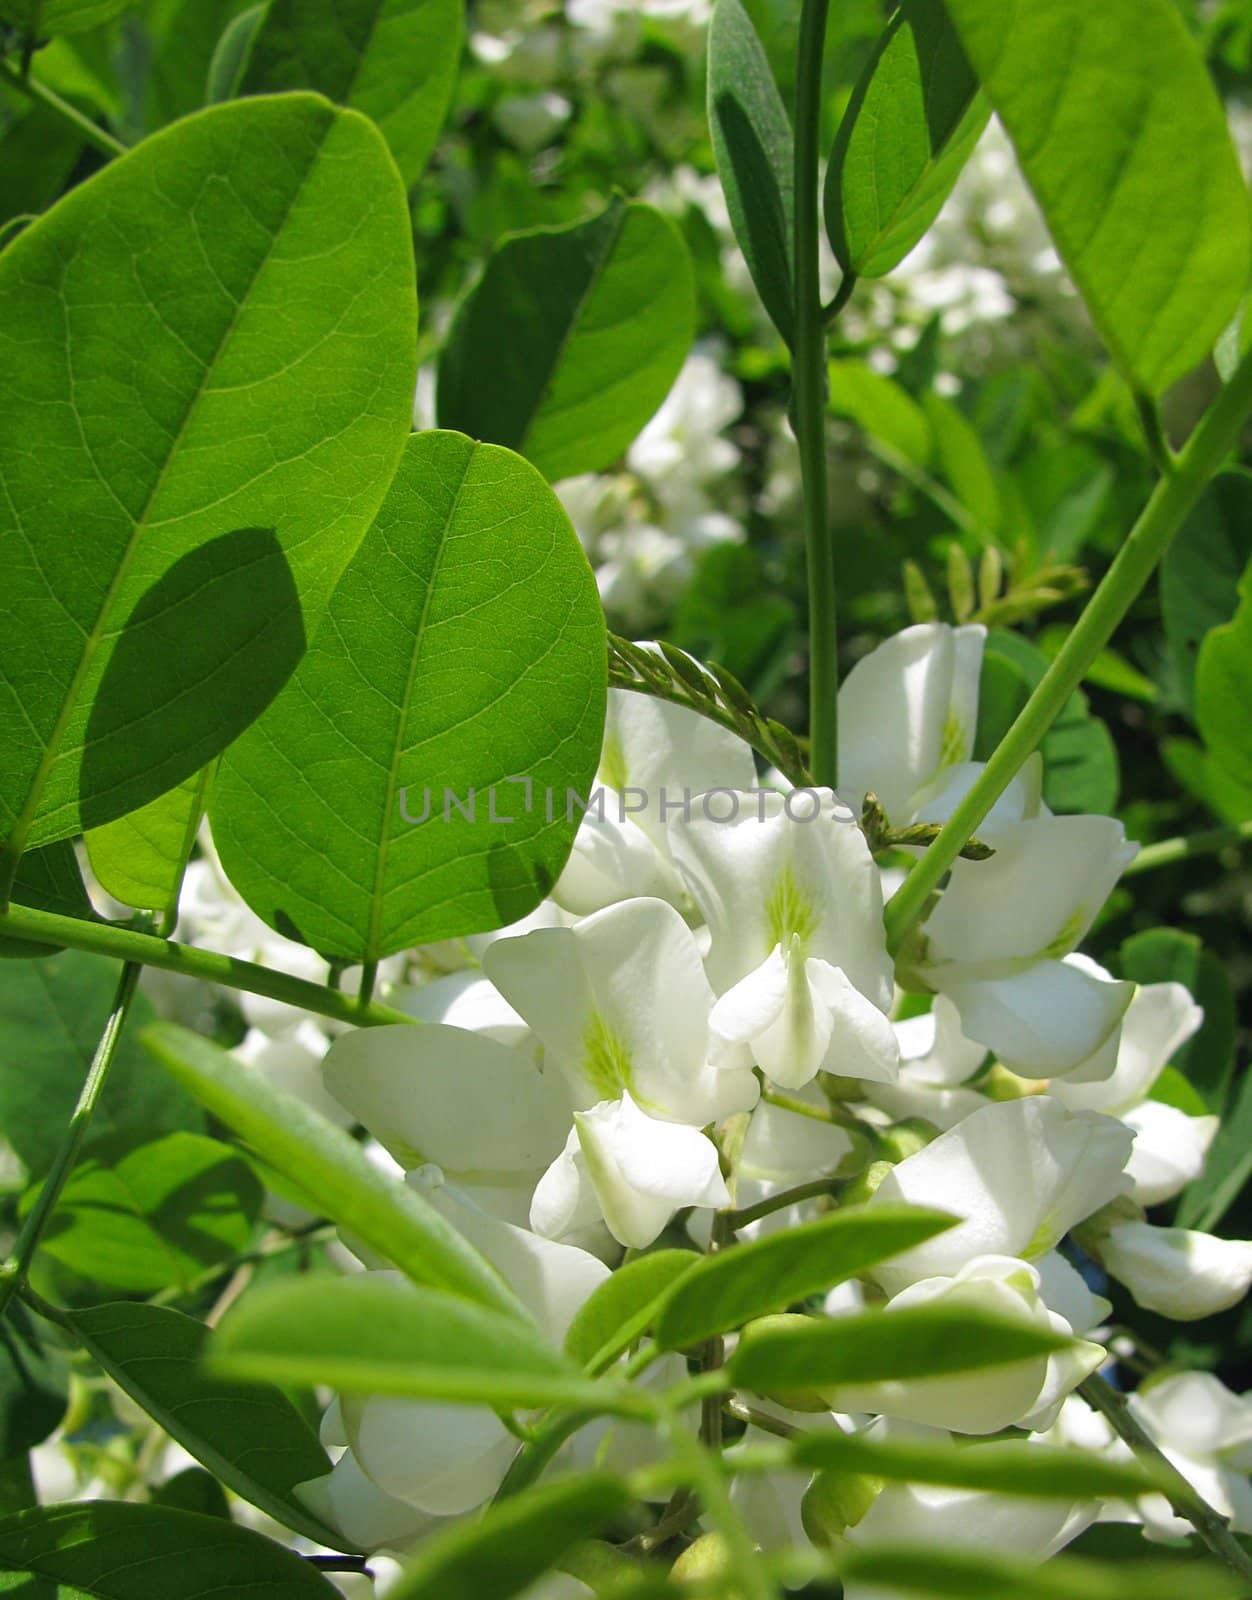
left=1197, top=552, right=1252, bottom=796
left=205, top=5, right=266, bottom=102
left=0, top=93, right=417, bottom=865
left=836, top=1547, right=1244, bottom=1600
left=143, top=1022, right=526, bottom=1319
left=564, top=1249, right=699, bottom=1372
left=211, top=1275, right=649, bottom=1415
left=828, top=361, right=933, bottom=469
left=707, top=0, right=795, bottom=343
left=211, top=430, right=606, bottom=961
left=57, top=1300, right=346, bottom=1550
left=939, top=0, right=1252, bottom=395
left=437, top=197, right=695, bottom=481
left=242, top=0, right=464, bottom=186
left=1119, top=928, right=1234, bottom=1114
left=85, top=768, right=211, bottom=925
left=1162, top=472, right=1252, bottom=718
left=825, top=0, right=988, bottom=279
left=0, top=1305, right=67, bottom=1460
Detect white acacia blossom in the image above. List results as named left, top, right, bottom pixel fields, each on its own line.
left=288, top=618, right=1251, bottom=1572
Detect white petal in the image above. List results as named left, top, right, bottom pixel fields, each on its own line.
left=1123, top=1102, right=1218, bottom=1206
left=1130, top=1371, right=1250, bottom=1463
left=322, top=1022, right=569, bottom=1174
left=937, top=957, right=1134, bottom=1078
left=925, top=815, right=1136, bottom=965
left=739, top=1091, right=855, bottom=1180
left=754, top=944, right=837, bottom=1090
left=868, top=1098, right=1132, bottom=1292
left=296, top=1452, right=431, bottom=1550
left=708, top=945, right=789, bottom=1046
left=392, top=969, right=530, bottom=1047
left=809, top=961, right=901, bottom=1086
left=552, top=803, right=687, bottom=916
left=1099, top=1222, right=1252, bottom=1321
left=343, top=1392, right=512, bottom=1514
left=1050, top=981, right=1204, bottom=1114
left=1035, top=1251, right=1111, bottom=1336
left=894, top=995, right=986, bottom=1087
left=914, top=752, right=1044, bottom=838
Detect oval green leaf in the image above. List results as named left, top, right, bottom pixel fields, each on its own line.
left=825, top=0, right=989, bottom=280
left=1162, top=471, right=1252, bottom=718
left=143, top=1021, right=526, bottom=1319
left=938, top=0, right=1252, bottom=395
left=655, top=1205, right=956, bottom=1352
left=707, top=0, right=794, bottom=342
left=437, top=198, right=695, bottom=481
left=211, top=429, right=606, bottom=961
left=0, top=93, right=417, bottom=866
left=85, top=768, right=211, bottom=923
left=1197, top=553, right=1252, bottom=799
left=0, top=1501, right=342, bottom=1597
left=60, top=1299, right=344, bottom=1550
left=564, top=1249, right=699, bottom=1372
left=838, top=1547, right=1243, bottom=1600
left=211, top=1275, right=646, bottom=1416
left=242, top=0, right=463, bottom=186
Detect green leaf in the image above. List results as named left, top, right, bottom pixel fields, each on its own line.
left=1118, top=928, right=1234, bottom=1114
left=837, top=1547, right=1243, bottom=1600
left=828, top=360, right=932, bottom=467
left=143, top=1021, right=524, bottom=1318
left=0, top=1501, right=342, bottom=1597
left=792, top=1431, right=1160, bottom=1502
left=204, top=3, right=265, bottom=102
left=1177, top=1060, right=1252, bottom=1231
left=242, top=0, right=463, bottom=186
left=211, top=1275, right=646, bottom=1415
left=85, top=769, right=211, bottom=922
left=824, top=0, right=988, bottom=279
left=211, top=430, right=606, bottom=961
left=386, top=1474, right=635, bottom=1600
left=150, top=1468, right=231, bottom=1521
left=1161, top=736, right=1252, bottom=826
left=0, top=0, right=132, bottom=34
left=1, top=841, right=97, bottom=960
left=0, top=102, right=81, bottom=229
left=437, top=197, right=695, bottom=481
left=707, top=0, right=794, bottom=343
left=0, top=1304, right=67, bottom=1458
left=655, top=1205, right=956, bottom=1351
left=564, top=1249, right=699, bottom=1372
left=924, top=393, right=1000, bottom=536
left=1036, top=627, right=1160, bottom=705
left=33, top=1131, right=262, bottom=1293
left=1162, top=472, right=1252, bottom=718
left=58, top=1300, right=344, bottom=1549
left=976, top=630, right=1118, bottom=813
left=0, top=954, right=202, bottom=1183
left=0, top=93, right=417, bottom=860
left=938, top=0, right=1251, bottom=395
left=1197, top=553, right=1252, bottom=796
left=728, top=1303, right=1071, bottom=1393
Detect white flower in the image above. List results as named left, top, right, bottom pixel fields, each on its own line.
left=1096, top=1222, right=1252, bottom=1321
left=1130, top=1372, right=1252, bottom=1540
left=867, top=1097, right=1132, bottom=1294
left=626, top=350, right=742, bottom=517
left=836, top=623, right=986, bottom=826
left=865, top=997, right=989, bottom=1131
left=824, top=1257, right=1102, bottom=1435
left=669, top=789, right=898, bottom=1089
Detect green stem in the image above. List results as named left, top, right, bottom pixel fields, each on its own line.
left=1134, top=391, right=1175, bottom=476
left=0, top=60, right=125, bottom=159
left=1079, top=1375, right=1252, bottom=1586
left=661, top=1412, right=776, bottom=1600
left=0, top=902, right=415, bottom=1030
left=725, top=1176, right=841, bottom=1231
left=793, top=0, right=837, bottom=790
left=357, top=958, right=379, bottom=1007
left=1123, top=819, right=1252, bottom=876
left=885, top=345, right=1252, bottom=953
left=0, top=957, right=143, bottom=1319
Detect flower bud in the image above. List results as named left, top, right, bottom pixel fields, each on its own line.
left=736, top=1314, right=833, bottom=1411
left=671, top=1532, right=735, bottom=1588
left=876, top=1117, right=938, bottom=1163
left=839, top=1158, right=896, bottom=1208
left=801, top=1465, right=883, bottom=1545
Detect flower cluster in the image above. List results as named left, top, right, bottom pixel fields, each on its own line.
left=248, top=622, right=1252, bottom=1578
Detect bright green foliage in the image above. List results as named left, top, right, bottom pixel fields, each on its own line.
left=729, top=1303, right=1070, bottom=1392
left=0, top=1501, right=342, bottom=1596
left=837, top=1547, right=1244, bottom=1600
left=241, top=0, right=463, bottom=186
left=386, top=1475, right=635, bottom=1600
left=564, top=1249, right=699, bottom=1371
left=825, top=0, right=988, bottom=279
left=1163, top=473, right=1252, bottom=716
left=792, top=1431, right=1159, bottom=1501
left=143, top=1022, right=524, bottom=1318
left=204, top=3, right=265, bottom=101
left=211, top=431, right=606, bottom=961
left=60, top=1301, right=344, bottom=1549
left=437, top=198, right=695, bottom=481
left=0, top=955, right=201, bottom=1180
left=828, top=360, right=932, bottom=467
left=0, top=94, right=417, bottom=861
left=655, top=1206, right=956, bottom=1350
left=924, top=392, right=1000, bottom=536
left=1, top=842, right=96, bottom=959
left=0, top=103, right=82, bottom=229
left=85, top=769, right=210, bottom=922
left=939, top=0, right=1252, bottom=394
left=0, top=0, right=131, bottom=34
left=211, top=1275, right=643, bottom=1414
left=1197, top=553, right=1252, bottom=794
left=0, top=1307, right=66, bottom=1459
left=32, top=1132, right=261, bottom=1292
left=1119, top=928, right=1235, bottom=1113
left=707, top=0, right=794, bottom=343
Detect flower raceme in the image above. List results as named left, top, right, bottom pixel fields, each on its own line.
left=279, top=621, right=1252, bottom=1560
